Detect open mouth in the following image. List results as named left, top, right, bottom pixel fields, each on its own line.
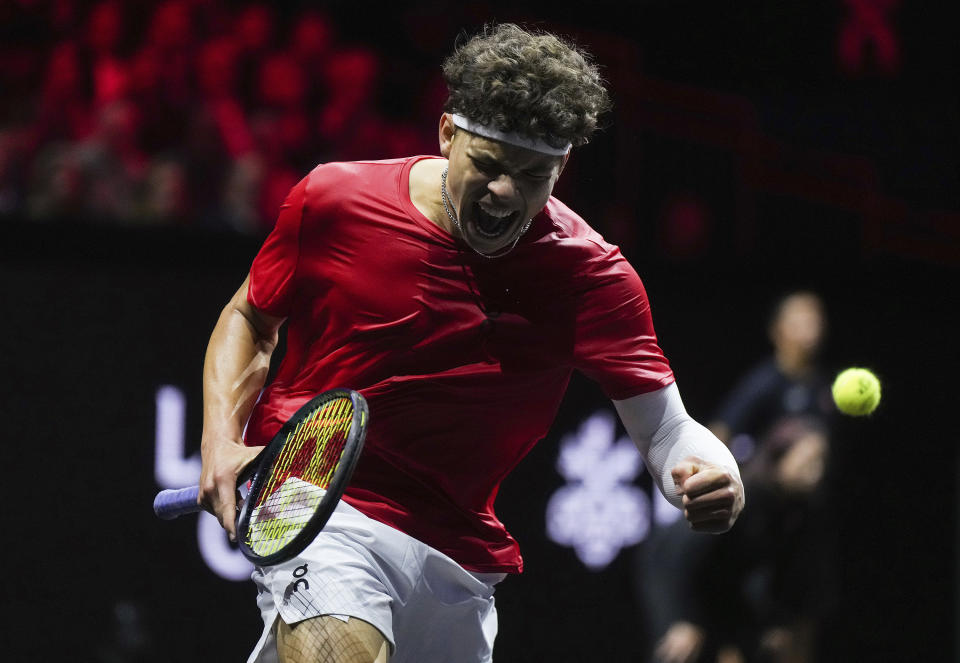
left=471, top=202, right=518, bottom=239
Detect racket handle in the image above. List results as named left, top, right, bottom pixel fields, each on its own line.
left=153, top=485, right=202, bottom=520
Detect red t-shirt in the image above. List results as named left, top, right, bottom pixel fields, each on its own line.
left=245, top=156, right=674, bottom=573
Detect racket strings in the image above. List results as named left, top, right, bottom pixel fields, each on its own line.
left=246, top=397, right=356, bottom=556
left=259, top=398, right=353, bottom=502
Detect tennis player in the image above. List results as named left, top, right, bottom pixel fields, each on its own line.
left=198, top=24, right=745, bottom=663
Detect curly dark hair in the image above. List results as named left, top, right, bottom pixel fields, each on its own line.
left=442, top=23, right=611, bottom=149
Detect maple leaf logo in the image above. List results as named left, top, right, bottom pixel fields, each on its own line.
left=546, top=411, right=651, bottom=570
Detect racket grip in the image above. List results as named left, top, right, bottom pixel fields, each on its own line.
left=153, top=485, right=202, bottom=520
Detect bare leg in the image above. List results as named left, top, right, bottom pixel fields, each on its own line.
left=275, top=616, right=389, bottom=663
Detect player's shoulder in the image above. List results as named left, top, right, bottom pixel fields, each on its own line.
left=306, top=157, right=411, bottom=185
left=301, top=157, right=416, bottom=202
left=537, top=196, right=618, bottom=259
left=310, top=157, right=415, bottom=173
left=519, top=197, right=642, bottom=291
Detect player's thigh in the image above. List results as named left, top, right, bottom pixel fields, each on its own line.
left=276, top=615, right=389, bottom=663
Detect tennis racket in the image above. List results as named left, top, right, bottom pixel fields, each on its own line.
left=153, top=388, right=368, bottom=566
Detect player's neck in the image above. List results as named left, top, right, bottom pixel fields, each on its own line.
left=775, top=349, right=813, bottom=378
left=409, top=157, right=455, bottom=235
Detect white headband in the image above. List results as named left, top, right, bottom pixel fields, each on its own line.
left=451, top=114, right=571, bottom=156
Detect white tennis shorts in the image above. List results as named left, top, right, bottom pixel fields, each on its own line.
left=247, top=499, right=507, bottom=663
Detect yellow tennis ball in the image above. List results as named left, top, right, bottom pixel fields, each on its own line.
left=832, top=367, right=881, bottom=416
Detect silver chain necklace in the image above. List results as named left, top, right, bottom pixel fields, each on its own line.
left=441, top=167, right=531, bottom=259
left=440, top=166, right=464, bottom=236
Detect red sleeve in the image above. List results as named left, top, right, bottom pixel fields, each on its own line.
left=247, top=175, right=308, bottom=316
left=571, top=245, right=674, bottom=400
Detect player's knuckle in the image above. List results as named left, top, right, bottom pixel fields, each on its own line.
left=212, top=471, right=234, bottom=489
left=197, top=486, right=213, bottom=506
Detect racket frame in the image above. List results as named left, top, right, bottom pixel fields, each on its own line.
left=234, top=388, right=368, bottom=566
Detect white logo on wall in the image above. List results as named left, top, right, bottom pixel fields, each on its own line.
left=154, top=385, right=253, bottom=581
left=546, top=410, right=681, bottom=571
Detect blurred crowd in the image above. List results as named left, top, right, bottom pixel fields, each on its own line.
left=0, top=0, right=442, bottom=233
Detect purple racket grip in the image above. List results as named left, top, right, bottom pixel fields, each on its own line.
left=153, top=485, right=202, bottom=520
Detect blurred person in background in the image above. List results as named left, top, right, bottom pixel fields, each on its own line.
left=636, top=291, right=836, bottom=663
left=315, top=46, right=386, bottom=160
left=709, top=291, right=834, bottom=464
left=27, top=98, right=145, bottom=221
left=196, top=35, right=253, bottom=160
left=250, top=49, right=311, bottom=227
left=143, top=0, right=195, bottom=110
left=138, top=156, right=190, bottom=224
left=84, top=0, right=128, bottom=110
left=290, top=10, right=335, bottom=81
left=30, top=39, right=93, bottom=149
left=233, top=2, right=276, bottom=104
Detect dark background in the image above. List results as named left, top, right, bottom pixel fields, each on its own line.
left=2, top=1, right=957, bottom=661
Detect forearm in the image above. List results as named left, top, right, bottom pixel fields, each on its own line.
left=198, top=279, right=283, bottom=532
left=202, top=279, right=280, bottom=450
left=614, top=382, right=741, bottom=509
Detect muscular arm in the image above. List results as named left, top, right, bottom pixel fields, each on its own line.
left=198, top=275, right=286, bottom=539
left=614, top=383, right=745, bottom=533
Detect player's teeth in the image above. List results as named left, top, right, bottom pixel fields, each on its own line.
left=478, top=204, right=513, bottom=217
